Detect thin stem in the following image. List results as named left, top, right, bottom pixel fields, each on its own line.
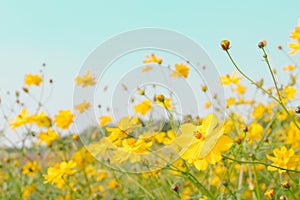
left=225, top=50, right=300, bottom=131
left=261, top=47, right=282, bottom=102
left=222, top=155, right=300, bottom=173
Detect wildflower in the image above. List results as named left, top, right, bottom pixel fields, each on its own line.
left=74, top=100, right=90, bottom=113
left=285, top=122, right=300, bottom=149
left=226, top=97, right=235, bottom=107
left=176, top=113, right=233, bottom=170
left=264, top=189, right=275, bottom=199
left=201, top=85, right=207, bottom=92
left=288, top=41, right=300, bottom=55
left=108, top=179, right=118, bottom=189
left=143, top=54, right=162, bottom=64
left=22, top=161, right=40, bottom=177
left=24, top=74, right=42, bottom=86
left=154, top=94, right=173, bottom=109
left=43, top=160, right=77, bottom=187
left=170, top=63, right=189, bottom=78
left=281, top=180, right=290, bottom=189
left=204, top=101, right=211, bottom=109
left=251, top=103, right=267, bottom=118
left=282, top=65, right=295, bottom=71
left=72, top=134, right=79, bottom=140
left=72, top=147, right=94, bottom=168
left=37, top=128, right=59, bottom=146
left=247, top=122, right=264, bottom=143
left=258, top=40, right=267, bottom=48
left=266, top=146, right=299, bottom=173
left=22, top=184, right=36, bottom=200
left=220, top=40, right=230, bottom=50
left=110, top=137, right=152, bottom=163
left=32, top=111, right=51, bottom=128
left=54, top=110, right=73, bottom=129
left=133, top=99, right=151, bottom=115
left=98, top=115, right=112, bottom=127
left=106, top=116, right=140, bottom=143
left=220, top=71, right=240, bottom=85
left=74, top=70, right=96, bottom=87
left=9, top=108, right=33, bottom=129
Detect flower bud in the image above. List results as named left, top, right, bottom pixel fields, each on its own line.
left=220, top=40, right=230, bottom=50
left=264, top=189, right=275, bottom=199
left=258, top=40, right=267, bottom=48
left=281, top=180, right=290, bottom=189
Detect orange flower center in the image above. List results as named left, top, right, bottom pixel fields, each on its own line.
left=194, top=130, right=203, bottom=139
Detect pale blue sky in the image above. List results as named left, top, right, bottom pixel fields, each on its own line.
left=0, top=0, right=299, bottom=113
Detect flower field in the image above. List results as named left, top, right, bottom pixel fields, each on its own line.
left=1, top=19, right=300, bottom=200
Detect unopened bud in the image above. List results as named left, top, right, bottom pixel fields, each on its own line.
left=220, top=40, right=230, bottom=51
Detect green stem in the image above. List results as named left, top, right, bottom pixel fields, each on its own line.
left=225, top=50, right=300, bottom=131
left=261, top=47, right=282, bottom=102
left=222, top=155, right=300, bottom=173
left=252, top=165, right=261, bottom=200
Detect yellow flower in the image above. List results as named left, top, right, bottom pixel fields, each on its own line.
left=251, top=103, right=267, bottom=118
left=143, top=54, right=162, bottom=64
left=72, top=147, right=94, bottom=168
left=288, top=41, right=300, bottom=55
left=285, top=122, right=300, bottom=148
left=110, top=137, right=152, bottom=163
left=32, top=112, right=51, bottom=128
left=108, top=179, right=119, bottom=189
left=9, top=108, right=33, bottom=129
left=220, top=71, right=240, bottom=85
left=74, top=100, right=90, bottom=113
left=232, top=84, right=246, bottom=95
left=176, top=113, right=233, bottom=170
left=264, top=189, right=275, bottom=199
left=54, top=110, right=73, bottom=129
left=281, top=86, right=296, bottom=103
left=266, top=146, right=299, bottom=173
left=43, top=160, right=77, bottom=187
left=74, top=70, right=96, bottom=87
left=37, top=128, right=59, bottom=146
left=170, top=63, right=189, bottom=78
left=282, top=65, right=295, bottom=71
left=226, top=97, right=235, bottom=107
left=106, top=116, right=140, bottom=143
left=22, top=184, right=36, bottom=200
left=247, top=122, right=263, bottom=143
left=98, top=115, right=112, bottom=127
left=204, top=101, right=211, bottom=109
left=22, top=161, right=40, bottom=177
left=24, top=74, right=42, bottom=86
left=133, top=99, right=151, bottom=115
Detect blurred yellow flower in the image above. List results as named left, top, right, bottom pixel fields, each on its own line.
left=22, top=184, right=36, bottom=200
left=37, top=128, right=59, bottom=146
left=98, top=115, right=112, bottom=127
left=267, top=146, right=299, bottom=173
left=74, top=70, right=96, bottom=87
left=143, top=54, right=162, bottom=64
left=106, top=116, right=140, bottom=143
left=74, top=100, right=90, bottom=113
left=22, top=161, right=40, bottom=177
left=108, top=179, right=119, bottom=189
left=72, top=147, right=94, bottom=168
left=24, top=74, right=42, bottom=86
left=54, top=110, right=73, bottom=129
left=220, top=71, right=240, bottom=85
left=33, top=111, right=51, bottom=128
left=247, top=122, right=263, bottom=143
left=282, top=65, right=295, bottom=71
left=43, top=160, right=77, bottom=187
left=9, top=108, right=33, bottom=129
left=177, top=114, right=233, bottom=170
left=133, top=99, right=151, bottom=115
left=170, top=63, right=189, bottom=78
